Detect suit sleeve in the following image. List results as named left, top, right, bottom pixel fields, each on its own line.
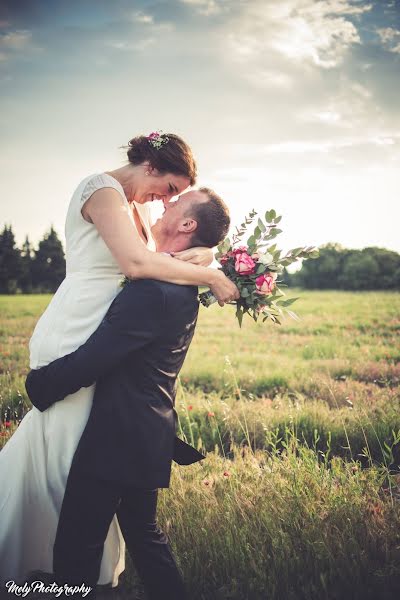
left=25, top=280, right=165, bottom=412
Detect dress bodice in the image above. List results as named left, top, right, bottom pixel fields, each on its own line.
left=29, top=173, right=156, bottom=368
left=65, top=173, right=156, bottom=278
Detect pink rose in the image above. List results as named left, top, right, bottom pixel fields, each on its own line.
left=235, top=252, right=256, bottom=275
left=255, top=273, right=276, bottom=295
left=220, top=251, right=234, bottom=265
left=232, top=246, right=248, bottom=255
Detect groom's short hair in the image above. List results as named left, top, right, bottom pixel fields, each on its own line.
left=186, top=188, right=230, bottom=248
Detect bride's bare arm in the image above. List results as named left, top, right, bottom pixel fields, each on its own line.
left=83, top=188, right=238, bottom=304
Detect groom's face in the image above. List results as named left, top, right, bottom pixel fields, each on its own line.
left=151, top=190, right=207, bottom=243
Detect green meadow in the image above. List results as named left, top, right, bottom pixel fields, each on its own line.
left=1, top=291, right=400, bottom=599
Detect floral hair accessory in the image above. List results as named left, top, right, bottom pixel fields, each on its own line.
left=147, top=131, right=169, bottom=150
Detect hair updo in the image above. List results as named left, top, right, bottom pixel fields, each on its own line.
left=127, top=133, right=197, bottom=186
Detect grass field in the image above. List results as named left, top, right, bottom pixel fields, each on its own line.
left=1, top=291, right=400, bottom=599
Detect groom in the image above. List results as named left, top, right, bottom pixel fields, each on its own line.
left=25, top=188, right=232, bottom=600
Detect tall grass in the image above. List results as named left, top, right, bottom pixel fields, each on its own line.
left=157, top=444, right=400, bottom=600
left=1, top=292, right=400, bottom=598
left=174, top=388, right=400, bottom=468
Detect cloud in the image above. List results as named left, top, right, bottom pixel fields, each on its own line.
left=0, top=29, right=32, bottom=50
left=226, top=0, right=372, bottom=80
left=297, top=81, right=375, bottom=129
left=106, top=38, right=155, bottom=52
left=305, top=110, right=343, bottom=124
left=376, top=26, right=400, bottom=53
left=251, top=133, right=399, bottom=155
left=131, top=11, right=154, bottom=25
left=180, top=0, right=225, bottom=16
left=0, top=28, right=40, bottom=63
left=376, top=27, right=400, bottom=43
left=104, top=10, right=174, bottom=54
left=245, top=69, right=293, bottom=89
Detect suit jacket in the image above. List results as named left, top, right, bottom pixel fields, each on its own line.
left=25, top=279, right=205, bottom=488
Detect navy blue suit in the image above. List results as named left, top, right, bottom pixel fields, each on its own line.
left=25, top=279, right=205, bottom=599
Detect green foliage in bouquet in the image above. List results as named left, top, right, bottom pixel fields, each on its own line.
left=200, top=209, right=319, bottom=327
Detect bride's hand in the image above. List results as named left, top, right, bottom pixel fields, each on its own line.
left=171, top=247, right=214, bottom=267
left=208, top=270, right=240, bottom=306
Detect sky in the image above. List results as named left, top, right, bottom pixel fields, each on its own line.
left=0, top=0, right=399, bottom=255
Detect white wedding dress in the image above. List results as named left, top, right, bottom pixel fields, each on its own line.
left=0, top=173, right=156, bottom=586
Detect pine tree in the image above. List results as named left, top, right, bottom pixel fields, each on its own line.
left=19, top=236, right=34, bottom=293
left=0, top=225, right=22, bottom=293
left=32, top=226, right=66, bottom=292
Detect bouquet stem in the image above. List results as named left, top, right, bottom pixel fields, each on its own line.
left=199, top=290, right=218, bottom=307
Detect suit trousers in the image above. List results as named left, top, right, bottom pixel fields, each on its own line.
left=53, top=460, right=187, bottom=600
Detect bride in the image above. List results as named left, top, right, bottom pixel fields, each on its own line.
left=0, top=132, right=238, bottom=587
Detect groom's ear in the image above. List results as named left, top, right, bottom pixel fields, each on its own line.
left=178, top=218, right=198, bottom=234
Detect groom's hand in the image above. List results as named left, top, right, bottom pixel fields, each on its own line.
left=25, top=368, right=56, bottom=412
left=171, top=247, right=214, bottom=267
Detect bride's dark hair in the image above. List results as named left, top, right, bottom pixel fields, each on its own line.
left=127, top=133, right=197, bottom=185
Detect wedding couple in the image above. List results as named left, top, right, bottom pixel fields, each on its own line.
left=0, top=132, right=239, bottom=599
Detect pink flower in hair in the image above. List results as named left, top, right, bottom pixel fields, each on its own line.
left=147, top=131, right=169, bottom=149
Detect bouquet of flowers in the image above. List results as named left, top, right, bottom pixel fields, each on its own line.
left=199, top=209, right=319, bottom=326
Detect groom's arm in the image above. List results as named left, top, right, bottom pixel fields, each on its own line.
left=25, top=280, right=165, bottom=412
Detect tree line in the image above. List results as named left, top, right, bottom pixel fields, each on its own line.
left=0, top=225, right=65, bottom=293
left=287, top=243, right=400, bottom=290
left=0, top=226, right=399, bottom=293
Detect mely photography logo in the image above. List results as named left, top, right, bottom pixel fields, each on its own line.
left=5, top=581, right=92, bottom=598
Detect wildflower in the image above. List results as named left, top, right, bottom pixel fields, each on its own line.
left=368, top=503, right=383, bottom=517
left=207, top=411, right=215, bottom=417
left=187, top=405, right=193, bottom=411
left=223, top=471, right=230, bottom=477
left=5, top=421, right=11, bottom=428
